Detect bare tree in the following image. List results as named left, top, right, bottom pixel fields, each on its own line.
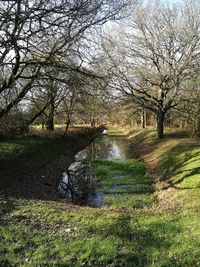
left=0, top=0, right=134, bottom=120
left=74, top=77, right=110, bottom=127
left=176, top=77, right=200, bottom=134
left=105, top=0, right=200, bottom=138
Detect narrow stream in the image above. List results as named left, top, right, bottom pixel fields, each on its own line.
left=76, top=134, right=133, bottom=161
left=58, top=133, right=136, bottom=207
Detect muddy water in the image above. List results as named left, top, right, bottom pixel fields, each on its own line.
left=59, top=135, right=135, bottom=207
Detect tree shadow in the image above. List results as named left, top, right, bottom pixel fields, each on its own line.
left=81, top=212, right=180, bottom=267
left=163, top=166, right=200, bottom=190
left=0, top=131, right=97, bottom=203
left=0, top=195, right=16, bottom=224
left=158, top=143, right=200, bottom=190
left=164, top=131, right=189, bottom=139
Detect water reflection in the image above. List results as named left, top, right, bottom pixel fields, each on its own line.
left=76, top=136, right=130, bottom=160
left=58, top=161, right=98, bottom=203
left=58, top=135, right=132, bottom=207
left=86, top=192, right=104, bottom=207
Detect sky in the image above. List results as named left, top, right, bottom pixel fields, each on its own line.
left=143, top=0, right=183, bottom=4
left=168, top=0, right=182, bottom=2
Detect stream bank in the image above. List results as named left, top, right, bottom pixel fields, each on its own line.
left=128, top=129, right=200, bottom=210
left=0, top=126, right=103, bottom=200
left=59, top=134, right=154, bottom=208
left=1, top=128, right=199, bottom=266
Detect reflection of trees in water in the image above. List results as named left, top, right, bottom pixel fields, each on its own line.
left=59, top=136, right=132, bottom=206
left=86, top=136, right=132, bottom=160
left=86, top=137, right=114, bottom=159
left=112, top=139, right=132, bottom=159
left=59, top=162, right=97, bottom=201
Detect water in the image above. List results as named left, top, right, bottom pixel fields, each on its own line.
left=76, top=135, right=132, bottom=161
left=59, top=135, right=133, bottom=207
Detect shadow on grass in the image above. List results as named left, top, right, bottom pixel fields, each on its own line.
left=130, top=130, right=191, bottom=157
left=79, top=212, right=180, bottom=267
left=158, top=143, right=200, bottom=190
left=0, top=195, right=16, bottom=224
left=0, top=131, right=95, bottom=202
left=164, top=131, right=189, bottom=139
left=131, top=129, right=200, bottom=191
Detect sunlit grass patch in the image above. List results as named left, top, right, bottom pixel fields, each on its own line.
left=107, top=127, right=127, bottom=136
left=0, top=193, right=200, bottom=266
left=158, top=142, right=200, bottom=196
left=89, top=159, right=155, bottom=208
left=1, top=198, right=199, bottom=266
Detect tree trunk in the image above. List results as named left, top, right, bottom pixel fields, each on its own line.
left=63, top=119, right=70, bottom=137
left=156, top=111, right=165, bottom=139
left=197, top=117, right=200, bottom=132
left=42, top=120, right=45, bottom=131
left=46, top=116, right=54, bottom=131
left=0, top=75, right=38, bottom=120
left=28, top=104, right=49, bottom=126
left=91, top=118, right=96, bottom=128
left=141, top=109, right=146, bottom=128
left=46, top=96, right=55, bottom=131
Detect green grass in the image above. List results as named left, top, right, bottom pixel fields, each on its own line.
left=107, top=127, right=127, bottom=136
left=158, top=142, right=200, bottom=210
left=1, top=196, right=200, bottom=266
left=131, top=129, right=200, bottom=210
left=91, top=159, right=154, bottom=208
left=0, top=136, right=68, bottom=170
left=0, top=133, right=87, bottom=169
left=0, top=131, right=94, bottom=199
left=0, top=128, right=200, bottom=266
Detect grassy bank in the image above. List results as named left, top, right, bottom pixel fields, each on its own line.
left=0, top=128, right=98, bottom=200
left=129, top=129, right=200, bottom=211
left=0, top=128, right=200, bottom=266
